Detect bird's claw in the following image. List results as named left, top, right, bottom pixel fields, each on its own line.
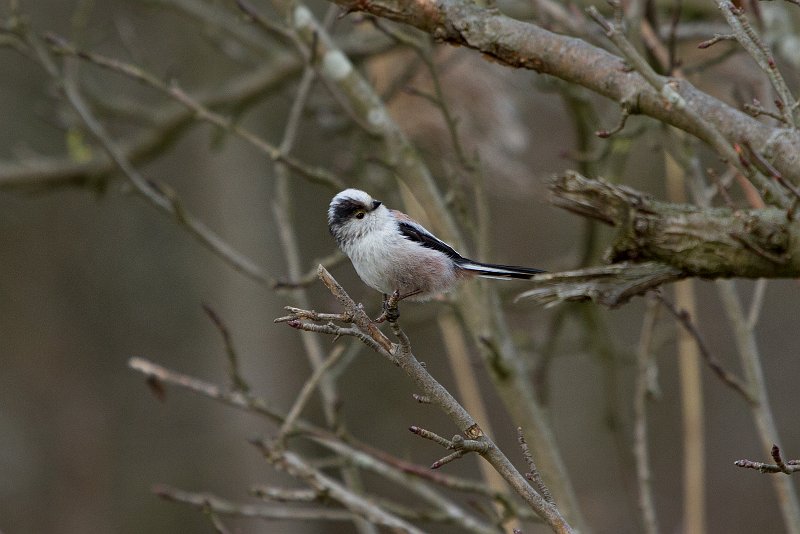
left=374, top=291, right=401, bottom=323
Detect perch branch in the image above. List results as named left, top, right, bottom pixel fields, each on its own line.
left=278, top=266, right=574, bottom=533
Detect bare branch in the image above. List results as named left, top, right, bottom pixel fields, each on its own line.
left=516, top=262, right=683, bottom=307
left=278, top=267, right=575, bottom=532
left=9, top=29, right=272, bottom=284
left=326, top=0, right=800, bottom=190
left=154, top=484, right=358, bottom=522
left=586, top=5, right=780, bottom=203
left=202, top=303, right=250, bottom=393
left=249, top=439, right=429, bottom=534
left=311, top=435, right=503, bottom=533
left=716, top=279, right=800, bottom=529
left=655, top=293, right=753, bottom=401
left=518, top=428, right=554, bottom=506
left=735, top=445, right=800, bottom=475
left=548, top=172, right=800, bottom=278
left=277, top=345, right=347, bottom=442
left=716, top=1, right=796, bottom=126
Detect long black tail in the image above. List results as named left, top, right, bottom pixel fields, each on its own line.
left=457, top=259, right=546, bottom=280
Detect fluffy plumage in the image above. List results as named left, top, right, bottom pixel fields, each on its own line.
left=328, top=188, right=545, bottom=301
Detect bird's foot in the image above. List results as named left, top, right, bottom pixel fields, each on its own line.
left=374, top=291, right=402, bottom=323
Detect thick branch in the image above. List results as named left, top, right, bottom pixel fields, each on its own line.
left=329, top=0, right=800, bottom=185
left=551, top=171, right=800, bottom=278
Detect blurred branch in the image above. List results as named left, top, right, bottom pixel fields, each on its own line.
left=312, top=436, right=507, bottom=532
left=633, top=297, right=661, bottom=534
left=129, top=357, right=284, bottom=422
left=0, top=27, right=388, bottom=191
left=43, top=33, right=344, bottom=190
left=130, top=355, right=517, bottom=530
left=202, top=303, right=250, bottom=393
left=663, top=146, right=706, bottom=534
left=271, top=250, right=346, bottom=290
left=277, top=345, right=346, bottom=443
left=154, top=484, right=357, bottom=522
left=8, top=25, right=272, bottom=284
left=249, top=439, right=428, bottom=534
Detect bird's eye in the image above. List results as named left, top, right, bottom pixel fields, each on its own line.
left=355, top=211, right=365, bottom=219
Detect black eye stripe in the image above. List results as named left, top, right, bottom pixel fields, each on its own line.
left=332, top=199, right=371, bottom=221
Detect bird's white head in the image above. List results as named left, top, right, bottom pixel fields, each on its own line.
left=328, top=188, right=386, bottom=247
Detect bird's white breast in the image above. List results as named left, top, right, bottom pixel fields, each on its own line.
left=342, top=216, right=458, bottom=299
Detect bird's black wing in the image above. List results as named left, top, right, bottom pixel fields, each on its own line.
left=396, top=220, right=463, bottom=261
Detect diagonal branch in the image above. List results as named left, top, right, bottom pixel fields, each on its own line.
left=326, top=0, right=800, bottom=188
left=278, top=266, right=575, bottom=533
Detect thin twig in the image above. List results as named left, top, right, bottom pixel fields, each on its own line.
left=278, top=345, right=347, bottom=442
left=250, top=486, right=318, bottom=502
left=596, top=102, right=632, bottom=138
left=518, top=427, right=554, bottom=505
left=409, top=425, right=454, bottom=449
left=655, top=292, right=753, bottom=402
left=697, top=33, right=736, bottom=49
left=271, top=251, right=345, bottom=290
left=202, top=303, right=250, bottom=393
left=716, top=1, right=796, bottom=126
left=735, top=445, right=800, bottom=474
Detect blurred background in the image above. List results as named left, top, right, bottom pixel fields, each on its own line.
left=1, top=0, right=799, bottom=532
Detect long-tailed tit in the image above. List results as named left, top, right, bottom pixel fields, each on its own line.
left=328, top=188, right=545, bottom=301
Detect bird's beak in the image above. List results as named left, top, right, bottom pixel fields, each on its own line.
left=371, top=200, right=382, bottom=210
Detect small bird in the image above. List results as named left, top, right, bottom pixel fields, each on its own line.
left=328, top=188, right=545, bottom=302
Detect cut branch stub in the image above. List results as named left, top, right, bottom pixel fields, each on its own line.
left=551, top=171, right=800, bottom=278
